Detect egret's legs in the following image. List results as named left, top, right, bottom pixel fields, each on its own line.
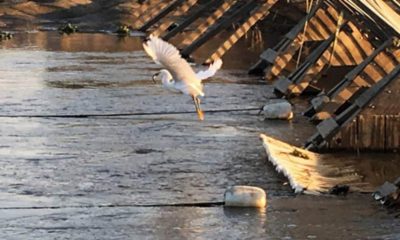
left=192, top=96, right=204, bottom=121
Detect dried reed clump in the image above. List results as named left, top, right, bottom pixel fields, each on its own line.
left=245, top=25, right=263, bottom=51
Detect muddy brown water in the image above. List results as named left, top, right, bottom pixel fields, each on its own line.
left=0, top=32, right=399, bottom=239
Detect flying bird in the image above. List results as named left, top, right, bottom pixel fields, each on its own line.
left=143, top=35, right=222, bottom=121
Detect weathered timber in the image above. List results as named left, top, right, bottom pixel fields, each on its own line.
left=150, top=0, right=199, bottom=37
left=305, top=64, right=400, bottom=151
left=304, top=39, right=393, bottom=118
left=273, top=9, right=388, bottom=99
left=248, top=1, right=323, bottom=75
left=139, top=0, right=185, bottom=32
left=273, top=26, right=343, bottom=97
left=249, top=2, right=343, bottom=80
left=180, top=0, right=258, bottom=58
left=162, top=0, right=225, bottom=41
left=327, top=114, right=400, bottom=151
left=334, top=0, right=400, bottom=46
left=180, top=0, right=237, bottom=47
left=205, top=0, right=278, bottom=63
left=132, top=1, right=170, bottom=29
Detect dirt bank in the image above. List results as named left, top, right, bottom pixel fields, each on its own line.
left=0, top=0, right=159, bottom=31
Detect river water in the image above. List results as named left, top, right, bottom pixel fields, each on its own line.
left=0, top=32, right=399, bottom=239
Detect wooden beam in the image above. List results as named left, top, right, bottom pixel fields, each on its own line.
left=205, top=0, right=278, bottom=63
left=248, top=1, right=322, bottom=75
left=132, top=1, right=169, bottom=29
left=162, top=0, right=225, bottom=41
left=273, top=29, right=340, bottom=97
left=305, top=64, right=400, bottom=150
left=180, top=0, right=237, bottom=47
left=138, top=0, right=185, bottom=32
left=151, top=0, right=199, bottom=37
left=181, top=0, right=258, bottom=58
left=303, top=39, right=392, bottom=117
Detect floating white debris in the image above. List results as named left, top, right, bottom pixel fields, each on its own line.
left=224, top=186, right=266, bottom=208
left=259, top=134, right=372, bottom=194
left=261, top=101, right=293, bottom=120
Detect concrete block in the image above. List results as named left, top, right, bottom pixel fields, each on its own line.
left=260, top=49, right=278, bottom=64
left=261, top=101, right=293, bottom=120
left=274, top=77, right=292, bottom=95
left=224, top=186, right=266, bottom=208
left=316, top=118, right=339, bottom=138
left=373, top=181, right=398, bottom=201
left=311, top=95, right=330, bottom=110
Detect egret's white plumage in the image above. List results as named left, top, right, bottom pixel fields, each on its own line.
left=143, top=35, right=223, bottom=120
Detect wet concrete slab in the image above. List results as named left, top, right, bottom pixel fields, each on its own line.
left=1, top=196, right=399, bottom=240
left=0, top=32, right=399, bottom=239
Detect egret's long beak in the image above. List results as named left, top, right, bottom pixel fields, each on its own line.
left=152, top=73, right=158, bottom=84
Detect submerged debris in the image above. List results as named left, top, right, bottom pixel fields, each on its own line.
left=134, top=148, right=162, bottom=154
left=290, top=149, right=309, bottom=159
left=166, top=22, right=179, bottom=32
left=0, top=31, right=13, bottom=41
left=58, top=23, right=78, bottom=34
left=373, top=180, right=400, bottom=209
left=393, top=37, right=400, bottom=48
left=115, top=25, right=131, bottom=36
left=329, top=185, right=350, bottom=196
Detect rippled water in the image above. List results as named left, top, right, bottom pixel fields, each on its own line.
left=0, top=32, right=399, bottom=240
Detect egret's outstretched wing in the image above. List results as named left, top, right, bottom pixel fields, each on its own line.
left=143, top=35, right=200, bottom=88
left=143, top=34, right=181, bottom=66
left=196, top=59, right=223, bottom=81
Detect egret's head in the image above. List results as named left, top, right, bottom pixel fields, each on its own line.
left=152, top=69, right=173, bottom=86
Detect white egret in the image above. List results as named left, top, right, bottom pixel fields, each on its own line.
left=143, top=35, right=222, bottom=120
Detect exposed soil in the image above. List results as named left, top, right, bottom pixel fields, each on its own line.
left=0, top=0, right=159, bottom=31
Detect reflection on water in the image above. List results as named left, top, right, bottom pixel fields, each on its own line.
left=1, top=31, right=144, bottom=52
